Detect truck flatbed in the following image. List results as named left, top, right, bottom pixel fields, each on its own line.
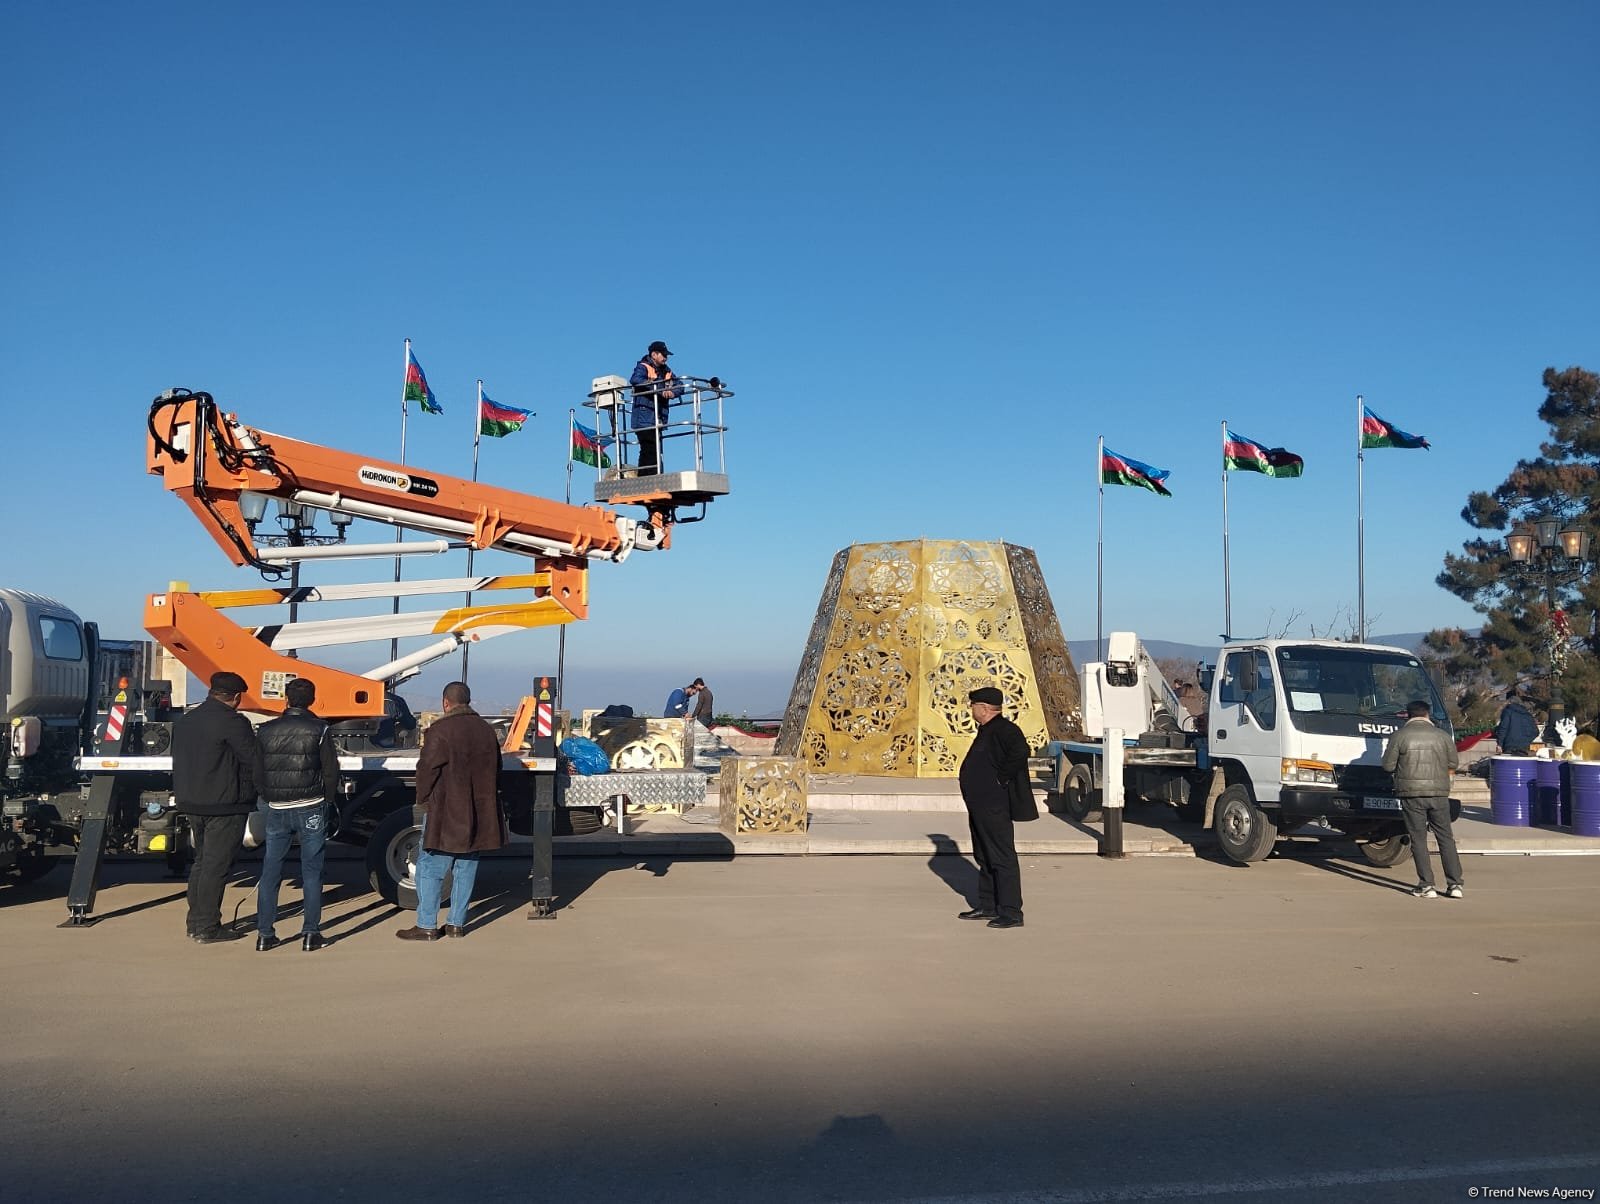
left=1047, top=739, right=1200, bottom=770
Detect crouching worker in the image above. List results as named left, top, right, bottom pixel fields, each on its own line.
left=254, top=677, right=340, bottom=952
left=397, top=681, right=506, bottom=941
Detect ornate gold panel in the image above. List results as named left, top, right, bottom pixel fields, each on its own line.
left=719, top=757, right=808, bottom=835
left=775, top=541, right=1079, bottom=778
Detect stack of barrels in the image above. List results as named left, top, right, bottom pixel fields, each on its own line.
left=1490, top=754, right=1600, bottom=833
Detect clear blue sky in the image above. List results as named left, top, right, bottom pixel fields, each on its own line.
left=4, top=1, right=1596, bottom=717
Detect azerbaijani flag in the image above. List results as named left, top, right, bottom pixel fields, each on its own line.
left=571, top=420, right=612, bottom=468
left=1223, top=427, right=1304, bottom=478
left=1102, top=446, right=1172, bottom=496
left=479, top=395, right=533, bottom=438
left=405, top=348, right=442, bottom=415
left=1361, top=405, right=1429, bottom=449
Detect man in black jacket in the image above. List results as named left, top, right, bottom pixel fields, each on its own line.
left=1494, top=689, right=1538, bottom=756
left=958, top=686, right=1032, bottom=929
left=172, top=671, right=258, bottom=943
left=253, top=678, right=341, bottom=952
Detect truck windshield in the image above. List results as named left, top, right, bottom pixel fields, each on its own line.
left=1275, top=646, right=1445, bottom=737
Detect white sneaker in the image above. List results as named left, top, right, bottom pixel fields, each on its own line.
left=1410, top=883, right=1438, bottom=898
left=1446, top=884, right=1464, bottom=899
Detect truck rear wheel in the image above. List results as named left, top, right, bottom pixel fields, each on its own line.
left=1060, top=764, right=1102, bottom=823
left=1214, top=784, right=1277, bottom=864
left=1358, top=830, right=1411, bottom=867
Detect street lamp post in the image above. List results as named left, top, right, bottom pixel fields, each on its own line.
left=240, top=493, right=351, bottom=662
left=1504, top=519, right=1593, bottom=734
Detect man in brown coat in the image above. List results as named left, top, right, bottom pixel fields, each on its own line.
left=396, top=681, right=506, bottom=941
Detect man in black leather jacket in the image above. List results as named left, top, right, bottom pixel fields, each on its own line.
left=171, top=671, right=258, bottom=943
left=252, top=678, right=341, bottom=951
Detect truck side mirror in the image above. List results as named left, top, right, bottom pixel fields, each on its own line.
left=1237, top=657, right=1258, bottom=695
left=1198, top=665, right=1214, bottom=694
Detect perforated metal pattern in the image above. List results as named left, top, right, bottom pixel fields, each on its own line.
left=775, top=540, right=1078, bottom=778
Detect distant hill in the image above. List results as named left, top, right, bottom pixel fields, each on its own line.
left=1065, top=630, right=1452, bottom=671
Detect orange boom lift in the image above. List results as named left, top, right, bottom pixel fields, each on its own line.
left=143, top=381, right=731, bottom=717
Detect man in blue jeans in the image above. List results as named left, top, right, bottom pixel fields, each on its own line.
left=397, top=681, right=506, bottom=941
left=254, top=677, right=341, bottom=951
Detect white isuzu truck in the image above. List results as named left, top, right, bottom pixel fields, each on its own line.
left=1049, top=632, right=1458, bottom=865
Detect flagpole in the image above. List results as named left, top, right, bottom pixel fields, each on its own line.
left=1097, top=435, right=1105, bottom=664
left=558, top=408, right=576, bottom=707
left=393, top=339, right=411, bottom=666
left=1356, top=393, right=1366, bottom=642
left=1222, top=421, right=1232, bottom=640
left=463, top=379, right=484, bottom=681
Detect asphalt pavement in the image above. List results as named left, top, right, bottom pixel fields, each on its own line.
left=3, top=844, right=1598, bottom=1203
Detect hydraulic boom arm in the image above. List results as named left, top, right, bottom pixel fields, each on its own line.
left=146, top=389, right=667, bottom=574
left=141, top=387, right=721, bottom=718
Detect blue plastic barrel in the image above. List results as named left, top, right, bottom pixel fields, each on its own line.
left=1567, top=761, right=1600, bottom=838
left=1488, top=756, right=1538, bottom=827
left=1535, top=758, right=1563, bottom=826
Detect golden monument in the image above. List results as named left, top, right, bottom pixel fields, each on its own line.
left=775, top=540, right=1079, bottom=777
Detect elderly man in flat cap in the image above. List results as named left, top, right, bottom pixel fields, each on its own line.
left=958, top=685, right=1032, bottom=928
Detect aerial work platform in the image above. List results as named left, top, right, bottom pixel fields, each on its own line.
left=584, top=373, right=732, bottom=512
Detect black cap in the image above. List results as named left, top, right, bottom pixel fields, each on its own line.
left=968, top=686, right=1003, bottom=707
left=210, top=671, right=248, bottom=696
left=648, top=340, right=672, bottom=356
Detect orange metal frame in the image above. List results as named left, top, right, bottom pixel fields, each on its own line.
left=146, top=395, right=637, bottom=579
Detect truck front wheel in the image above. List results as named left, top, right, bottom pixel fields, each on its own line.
left=1214, top=784, right=1277, bottom=864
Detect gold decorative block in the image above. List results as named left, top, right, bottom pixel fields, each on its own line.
left=774, top=540, right=1079, bottom=777
left=719, top=757, right=808, bottom=835
left=586, top=714, right=693, bottom=769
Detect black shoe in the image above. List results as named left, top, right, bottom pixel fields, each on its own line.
left=986, top=915, right=1024, bottom=929
left=395, top=926, right=441, bottom=942
left=301, top=932, right=326, bottom=953
left=442, top=925, right=467, bottom=939
left=255, top=932, right=282, bottom=952
left=193, top=927, right=245, bottom=944
left=958, top=909, right=998, bottom=921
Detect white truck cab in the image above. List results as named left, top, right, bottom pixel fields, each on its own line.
left=1205, top=639, right=1453, bottom=863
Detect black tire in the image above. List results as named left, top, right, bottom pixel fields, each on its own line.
left=563, top=808, right=604, bottom=836
left=1213, top=783, right=1277, bottom=864
left=1359, top=830, right=1411, bottom=867
left=365, top=807, right=449, bottom=907
left=1061, top=763, right=1102, bottom=823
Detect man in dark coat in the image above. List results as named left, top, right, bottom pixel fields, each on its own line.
left=690, top=677, right=714, bottom=728
left=252, top=677, right=341, bottom=952
left=397, top=681, right=506, bottom=941
left=171, top=670, right=258, bottom=943
left=957, top=685, right=1032, bottom=929
left=1494, top=688, right=1537, bottom=756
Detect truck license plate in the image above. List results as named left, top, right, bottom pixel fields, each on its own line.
left=1365, top=797, right=1402, bottom=811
